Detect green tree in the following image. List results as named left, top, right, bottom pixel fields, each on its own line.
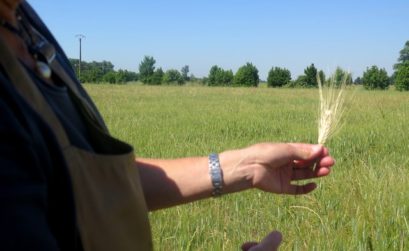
left=101, top=70, right=138, bottom=84
left=69, top=58, right=139, bottom=84
left=208, top=65, right=233, bottom=86
left=395, top=64, right=409, bottom=91
left=304, top=63, right=318, bottom=87
left=208, top=65, right=222, bottom=86
left=394, top=41, right=409, bottom=70
left=139, top=56, right=156, bottom=84
left=69, top=58, right=80, bottom=76
left=69, top=59, right=113, bottom=83
left=318, top=70, right=326, bottom=85
left=233, top=62, right=259, bottom=87
left=100, top=61, right=115, bottom=75
left=163, top=69, right=184, bottom=85
left=390, top=72, right=397, bottom=85
left=293, top=75, right=307, bottom=87
left=102, top=71, right=117, bottom=84
left=354, top=77, right=362, bottom=85
left=151, top=68, right=164, bottom=85
left=362, top=66, right=390, bottom=90
left=221, top=70, right=234, bottom=86
left=181, top=65, right=190, bottom=82
left=127, top=71, right=139, bottom=82
left=267, top=67, right=291, bottom=87
left=115, top=69, right=130, bottom=84
left=80, top=66, right=104, bottom=83
left=189, top=74, right=197, bottom=83
left=330, top=67, right=353, bottom=86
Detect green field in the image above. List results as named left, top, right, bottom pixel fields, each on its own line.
left=85, top=84, right=409, bottom=250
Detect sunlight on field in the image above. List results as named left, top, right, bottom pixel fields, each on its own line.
left=86, top=84, right=409, bottom=250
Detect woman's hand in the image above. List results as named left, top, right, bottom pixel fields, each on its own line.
left=219, top=143, right=335, bottom=195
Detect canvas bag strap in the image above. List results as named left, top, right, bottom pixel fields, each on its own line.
left=0, top=35, right=70, bottom=148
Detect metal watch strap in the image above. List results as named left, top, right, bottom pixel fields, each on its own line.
left=208, top=153, right=223, bottom=196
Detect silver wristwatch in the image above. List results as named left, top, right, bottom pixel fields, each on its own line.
left=208, top=153, right=223, bottom=196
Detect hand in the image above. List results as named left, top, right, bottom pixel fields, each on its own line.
left=241, top=231, right=282, bottom=251
left=220, top=143, right=335, bottom=195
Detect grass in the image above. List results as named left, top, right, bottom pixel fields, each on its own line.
left=85, top=84, right=409, bottom=250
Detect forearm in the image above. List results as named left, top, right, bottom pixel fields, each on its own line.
left=136, top=149, right=253, bottom=211
left=136, top=143, right=334, bottom=211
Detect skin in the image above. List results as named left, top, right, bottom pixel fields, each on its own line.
left=138, top=143, right=333, bottom=250
left=138, top=143, right=333, bottom=210
left=1, top=1, right=335, bottom=250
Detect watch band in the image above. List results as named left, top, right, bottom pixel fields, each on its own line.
left=208, top=153, right=223, bottom=196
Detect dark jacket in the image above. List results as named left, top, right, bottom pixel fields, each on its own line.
left=0, top=2, right=100, bottom=250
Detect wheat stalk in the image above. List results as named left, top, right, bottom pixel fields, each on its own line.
left=317, top=74, right=348, bottom=145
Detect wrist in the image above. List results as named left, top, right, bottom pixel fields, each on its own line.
left=218, top=149, right=255, bottom=194
left=208, top=153, right=223, bottom=196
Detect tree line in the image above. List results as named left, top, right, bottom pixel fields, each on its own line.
left=69, top=59, right=138, bottom=84
left=69, top=40, right=409, bottom=91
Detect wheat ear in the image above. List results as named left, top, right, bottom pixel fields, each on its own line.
left=317, top=74, right=347, bottom=145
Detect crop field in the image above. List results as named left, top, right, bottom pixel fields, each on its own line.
left=85, top=84, right=409, bottom=250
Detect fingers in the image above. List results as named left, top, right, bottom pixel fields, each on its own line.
left=286, top=182, right=317, bottom=195
left=293, top=155, right=334, bottom=169
left=291, top=155, right=334, bottom=182
left=318, top=155, right=335, bottom=167
left=314, top=166, right=331, bottom=177
left=287, top=143, right=324, bottom=161
left=241, top=231, right=283, bottom=251
left=292, top=169, right=316, bottom=180
left=292, top=166, right=330, bottom=181
left=322, top=147, right=329, bottom=156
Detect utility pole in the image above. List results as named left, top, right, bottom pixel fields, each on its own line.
left=75, top=34, right=86, bottom=80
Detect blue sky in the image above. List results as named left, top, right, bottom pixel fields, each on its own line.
left=30, top=0, right=408, bottom=80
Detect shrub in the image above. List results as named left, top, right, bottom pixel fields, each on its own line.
left=139, top=56, right=156, bottom=84
left=362, top=66, right=390, bottom=90
left=102, top=71, right=117, bottom=84
left=163, top=69, right=184, bottom=85
left=208, top=65, right=233, bottom=86
left=267, top=67, right=291, bottom=87
left=233, top=63, right=259, bottom=87
left=330, top=67, right=353, bottom=86
left=304, top=63, right=318, bottom=87
left=293, top=75, right=307, bottom=87
left=150, top=68, right=164, bottom=85
left=395, top=64, right=409, bottom=91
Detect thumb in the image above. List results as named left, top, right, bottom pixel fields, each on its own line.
left=288, top=143, right=323, bottom=161
left=241, top=231, right=282, bottom=251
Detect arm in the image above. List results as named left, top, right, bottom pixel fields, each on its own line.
left=137, top=143, right=334, bottom=211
